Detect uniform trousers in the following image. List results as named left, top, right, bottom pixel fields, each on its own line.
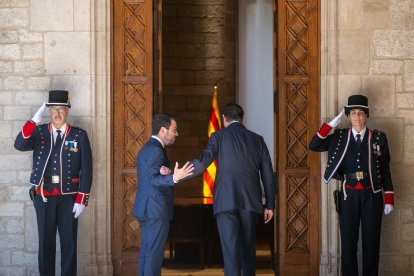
left=216, top=210, right=259, bottom=276
left=339, top=188, right=383, bottom=276
left=35, top=194, right=78, bottom=276
left=137, top=218, right=170, bottom=276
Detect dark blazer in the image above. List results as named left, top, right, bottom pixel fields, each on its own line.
left=193, top=122, right=275, bottom=215
left=309, top=126, right=393, bottom=194
left=14, top=122, right=92, bottom=197
left=133, top=137, right=175, bottom=220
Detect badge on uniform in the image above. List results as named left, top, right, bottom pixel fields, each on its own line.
left=65, top=140, right=78, bottom=152
left=372, top=143, right=381, bottom=156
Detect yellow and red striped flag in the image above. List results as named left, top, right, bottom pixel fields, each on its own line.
left=203, top=85, right=221, bottom=200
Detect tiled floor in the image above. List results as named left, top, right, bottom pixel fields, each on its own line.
left=162, top=248, right=275, bottom=276
left=161, top=267, right=274, bottom=276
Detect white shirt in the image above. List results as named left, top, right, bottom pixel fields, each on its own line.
left=151, top=135, right=164, bottom=148
left=151, top=135, right=176, bottom=182
left=352, top=127, right=367, bottom=142
left=52, top=123, right=67, bottom=144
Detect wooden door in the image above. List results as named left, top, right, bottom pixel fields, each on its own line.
left=274, top=0, right=320, bottom=275
left=113, top=0, right=154, bottom=274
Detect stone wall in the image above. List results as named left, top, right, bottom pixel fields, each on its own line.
left=321, top=0, right=414, bottom=275
left=162, top=0, right=236, bottom=198
left=0, top=0, right=112, bottom=274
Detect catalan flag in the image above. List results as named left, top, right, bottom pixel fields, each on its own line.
left=203, top=85, right=221, bottom=199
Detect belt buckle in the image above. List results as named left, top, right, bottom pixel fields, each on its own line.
left=356, top=171, right=363, bottom=181
left=51, top=175, right=60, bottom=184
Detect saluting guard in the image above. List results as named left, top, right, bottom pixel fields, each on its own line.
left=309, top=95, right=394, bottom=276
left=14, top=90, right=92, bottom=276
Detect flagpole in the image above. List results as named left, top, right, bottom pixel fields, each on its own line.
left=203, top=85, right=221, bottom=202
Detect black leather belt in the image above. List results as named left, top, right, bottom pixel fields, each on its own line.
left=346, top=171, right=369, bottom=180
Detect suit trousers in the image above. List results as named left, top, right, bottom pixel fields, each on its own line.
left=137, top=218, right=170, bottom=276
left=216, top=210, right=259, bottom=276
left=35, top=194, right=78, bottom=276
left=339, top=188, right=383, bottom=276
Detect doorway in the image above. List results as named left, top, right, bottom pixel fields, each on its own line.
left=112, top=0, right=320, bottom=275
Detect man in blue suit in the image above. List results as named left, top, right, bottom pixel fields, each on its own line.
left=132, top=113, right=194, bottom=276
left=191, top=103, right=276, bottom=276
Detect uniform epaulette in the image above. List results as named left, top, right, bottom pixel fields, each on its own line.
left=334, top=128, right=347, bottom=134
left=72, top=126, right=87, bottom=132
left=373, top=129, right=384, bottom=134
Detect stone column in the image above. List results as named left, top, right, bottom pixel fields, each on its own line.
left=86, top=0, right=113, bottom=275
left=238, top=0, right=274, bottom=160
left=319, top=0, right=341, bottom=274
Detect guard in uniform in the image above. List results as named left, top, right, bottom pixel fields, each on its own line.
left=14, top=90, right=92, bottom=276
left=309, top=95, right=394, bottom=276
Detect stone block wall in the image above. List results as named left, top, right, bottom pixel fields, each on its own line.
left=162, top=0, right=236, bottom=197
left=322, top=0, right=414, bottom=274
left=0, top=0, right=110, bottom=274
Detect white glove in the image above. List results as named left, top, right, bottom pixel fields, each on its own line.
left=31, top=102, right=47, bottom=124
left=72, top=203, right=86, bottom=218
left=384, top=204, right=393, bottom=215
left=328, top=108, right=345, bottom=128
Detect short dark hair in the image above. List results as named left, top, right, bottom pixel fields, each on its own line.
left=222, top=103, right=244, bottom=121
left=152, top=113, right=177, bottom=135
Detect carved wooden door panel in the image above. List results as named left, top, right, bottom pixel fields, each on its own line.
left=275, top=0, right=320, bottom=275
left=113, top=0, right=154, bottom=274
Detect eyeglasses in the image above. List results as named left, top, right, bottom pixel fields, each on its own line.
left=49, top=107, right=68, bottom=114
left=168, top=127, right=178, bottom=135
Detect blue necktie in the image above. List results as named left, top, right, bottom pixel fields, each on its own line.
left=55, top=130, right=62, bottom=148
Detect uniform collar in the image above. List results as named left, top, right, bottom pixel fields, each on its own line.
left=51, top=123, right=67, bottom=137
left=352, top=127, right=367, bottom=141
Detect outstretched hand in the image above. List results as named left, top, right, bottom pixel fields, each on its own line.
left=172, top=161, right=194, bottom=182
left=264, top=208, right=274, bottom=224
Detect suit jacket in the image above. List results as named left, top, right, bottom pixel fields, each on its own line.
left=14, top=121, right=92, bottom=203
left=133, top=137, right=175, bottom=220
left=193, top=122, right=275, bottom=215
left=309, top=124, right=393, bottom=194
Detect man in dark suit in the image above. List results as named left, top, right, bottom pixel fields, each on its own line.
left=14, top=90, right=92, bottom=275
left=132, top=113, right=194, bottom=276
left=309, top=95, right=394, bottom=276
left=191, top=103, right=276, bottom=276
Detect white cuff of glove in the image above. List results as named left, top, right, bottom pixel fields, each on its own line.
left=73, top=203, right=86, bottom=218
left=328, top=108, right=345, bottom=128
left=31, top=102, right=47, bottom=124
left=384, top=204, right=393, bottom=215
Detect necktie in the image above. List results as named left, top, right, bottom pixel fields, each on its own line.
left=55, top=130, right=62, bottom=148
left=356, top=134, right=361, bottom=146
left=162, top=147, right=171, bottom=167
